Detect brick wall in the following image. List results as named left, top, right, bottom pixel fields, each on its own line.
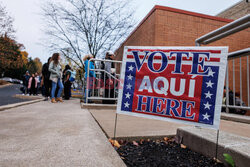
left=115, top=5, right=250, bottom=107
left=217, top=0, right=249, bottom=20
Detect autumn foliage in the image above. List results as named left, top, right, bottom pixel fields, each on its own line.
left=0, top=3, right=42, bottom=79
left=0, top=35, right=23, bottom=71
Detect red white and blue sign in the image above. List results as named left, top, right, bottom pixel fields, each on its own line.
left=117, top=46, right=228, bottom=129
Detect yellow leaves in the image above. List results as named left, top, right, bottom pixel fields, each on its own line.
left=181, top=144, right=187, bottom=149
left=0, top=35, right=23, bottom=70
left=164, top=137, right=169, bottom=141
left=20, top=51, right=28, bottom=64
left=33, top=57, right=42, bottom=74
left=109, top=139, right=121, bottom=148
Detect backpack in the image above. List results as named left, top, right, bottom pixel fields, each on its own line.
left=67, top=70, right=76, bottom=82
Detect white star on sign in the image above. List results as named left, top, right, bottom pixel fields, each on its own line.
left=124, top=101, right=130, bottom=108
left=128, top=65, right=134, bottom=71
left=125, top=92, right=131, bottom=99
left=126, top=83, right=132, bottom=90
left=208, top=68, right=215, bottom=77
left=206, top=80, right=214, bottom=88
left=127, top=74, right=133, bottom=80
left=203, top=112, right=210, bottom=120
left=205, top=91, right=213, bottom=99
left=204, top=101, right=212, bottom=110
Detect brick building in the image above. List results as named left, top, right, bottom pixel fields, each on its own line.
left=217, top=0, right=249, bottom=19
left=116, top=5, right=250, bottom=106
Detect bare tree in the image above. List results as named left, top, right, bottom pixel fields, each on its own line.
left=0, top=2, right=15, bottom=37
left=42, top=0, right=135, bottom=69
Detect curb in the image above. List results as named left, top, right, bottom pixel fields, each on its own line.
left=111, top=135, right=176, bottom=141
left=0, top=98, right=44, bottom=111
left=14, top=94, right=43, bottom=100
left=221, top=113, right=250, bottom=124
left=81, top=103, right=117, bottom=110
left=176, top=127, right=250, bottom=167
left=0, top=83, right=12, bottom=88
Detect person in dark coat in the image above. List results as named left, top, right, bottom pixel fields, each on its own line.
left=63, top=65, right=72, bottom=100
left=41, top=57, right=51, bottom=101
left=22, top=71, right=30, bottom=95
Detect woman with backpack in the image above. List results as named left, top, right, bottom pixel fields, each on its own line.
left=63, top=65, right=72, bottom=100
left=28, top=73, right=38, bottom=96
left=49, top=53, right=64, bottom=103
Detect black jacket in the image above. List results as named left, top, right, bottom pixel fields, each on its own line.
left=42, top=63, right=51, bottom=80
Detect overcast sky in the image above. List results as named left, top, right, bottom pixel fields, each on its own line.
left=2, top=0, right=241, bottom=63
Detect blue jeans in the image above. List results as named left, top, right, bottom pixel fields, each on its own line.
left=51, top=79, right=64, bottom=98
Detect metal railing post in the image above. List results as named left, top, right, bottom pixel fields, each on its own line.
left=226, top=66, right=229, bottom=113
left=247, top=56, right=250, bottom=106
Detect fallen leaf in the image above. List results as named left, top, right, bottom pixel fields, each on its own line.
left=109, top=139, right=116, bottom=146
left=113, top=140, right=121, bottom=148
left=132, top=141, right=139, bottom=146
left=181, top=144, right=187, bottom=149
left=163, top=137, right=169, bottom=141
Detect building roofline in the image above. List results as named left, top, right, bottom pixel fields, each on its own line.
left=116, top=5, right=233, bottom=53
left=155, top=5, right=233, bottom=22
left=216, top=0, right=245, bottom=16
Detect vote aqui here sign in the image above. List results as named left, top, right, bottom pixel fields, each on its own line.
left=117, top=46, right=228, bottom=129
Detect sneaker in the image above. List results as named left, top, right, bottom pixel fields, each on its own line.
left=56, top=97, right=63, bottom=102
left=51, top=98, right=57, bottom=103
left=44, top=97, right=49, bottom=101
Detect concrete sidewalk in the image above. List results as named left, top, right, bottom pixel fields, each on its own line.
left=89, top=109, right=250, bottom=139
left=0, top=99, right=125, bottom=167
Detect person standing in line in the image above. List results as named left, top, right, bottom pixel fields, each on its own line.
left=41, top=57, right=51, bottom=101
left=63, top=64, right=72, bottom=100
left=83, top=54, right=96, bottom=103
left=22, top=71, right=30, bottom=95
left=35, top=72, right=41, bottom=95
left=103, top=51, right=116, bottom=104
left=49, top=53, right=64, bottom=103
left=28, top=73, right=38, bottom=96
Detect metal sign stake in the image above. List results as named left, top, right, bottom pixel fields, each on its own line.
left=215, top=129, right=220, bottom=160
left=113, top=113, right=118, bottom=140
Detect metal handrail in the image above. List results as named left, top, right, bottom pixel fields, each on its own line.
left=195, top=14, right=250, bottom=46
left=228, top=48, right=250, bottom=60
left=89, top=68, right=120, bottom=81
